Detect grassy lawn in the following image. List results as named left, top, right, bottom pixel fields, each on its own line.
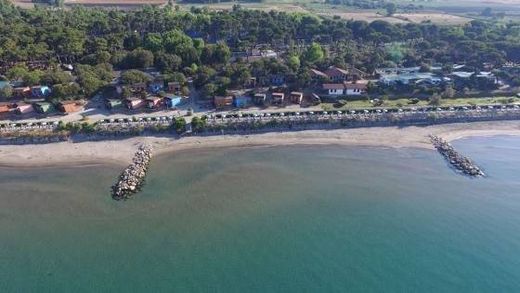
left=321, top=97, right=520, bottom=111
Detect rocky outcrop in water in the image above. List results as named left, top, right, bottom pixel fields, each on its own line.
left=111, top=144, right=153, bottom=200
left=429, top=135, right=484, bottom=177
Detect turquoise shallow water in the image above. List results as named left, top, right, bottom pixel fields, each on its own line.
left=1, top=136, right=520, bottom=292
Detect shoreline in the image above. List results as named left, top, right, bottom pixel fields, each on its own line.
left=1, top=120, right=520, bottom=168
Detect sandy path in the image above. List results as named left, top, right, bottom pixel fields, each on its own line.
left=1, top=121, right=520, bottom=167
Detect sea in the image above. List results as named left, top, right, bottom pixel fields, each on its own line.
left=1, top=136, right=520, bottom=292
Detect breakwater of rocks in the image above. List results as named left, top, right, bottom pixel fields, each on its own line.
left=429, top=135, right=485, bottom=177
left=111, top=144, right=153, bottom=200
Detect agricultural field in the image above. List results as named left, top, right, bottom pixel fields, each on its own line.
left=10, top=0, right=520, bottom=23
left=12, top=0, right=167, bottom=8
left=65, top=0, right=166, bottom=5
left=11, top=0, right=34, bottom=8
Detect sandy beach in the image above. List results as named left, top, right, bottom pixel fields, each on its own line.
left=1, top=121, right=520, bottom=167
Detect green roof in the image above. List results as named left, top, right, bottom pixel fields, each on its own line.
left=107, top=99, right=123, bottom=108
left=34, top=102, right=52, bottom=113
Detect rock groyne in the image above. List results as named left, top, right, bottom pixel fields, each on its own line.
left=429, top=135, right=484, bottom=177
left=112, top=144, right=153, bottom=200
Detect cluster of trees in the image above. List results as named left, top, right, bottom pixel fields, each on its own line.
left=0, top=0, right=518, bottom=99
left=325, top=0, right=421, bottom=12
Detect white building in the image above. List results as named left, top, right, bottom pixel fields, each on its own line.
left=323, top=84, right=345, bottom=96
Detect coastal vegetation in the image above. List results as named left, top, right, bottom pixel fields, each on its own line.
left=3, top=104, right=520, bottom=146
left=0, top=0, right=519, bottom=102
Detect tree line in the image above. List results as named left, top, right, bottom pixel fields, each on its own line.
left=0, top=0, right=518, bottom=100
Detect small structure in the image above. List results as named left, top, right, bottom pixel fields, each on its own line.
left=271, top=92, right=284, bottom=105
left=167, top=82, right=181, bottom=93
left=310, top=69, right=328, bottom=80
left=323, top=84, right=345, bottom=96
left=148, top=80, right=164, bottom=94
left=130, top=82, right=147, bottom=92
left=146, top=96, right=163, bottom=109
left=253, top=93, right=267, bottom=106
left=33, top=102, right=53, bottom=114
left=270, top=74, right=285, bottom=86
left=289, top=92, right=303, bottom=104
left=310, top=93, right=321, bottom=105
left=31, top=85, right=51, bottom=97
left=164, top=95, right=182, bottom=108
left=246, top=77, right=256, bottom=88
left=125, top=98, right=146, bottom=110
left=233, top=95, right=252, bottom=108
left=106, top=99, right=123, bottom=110
left=12, top=87, right=31, bottom=98
left=344, top=81, right=368, bottom=96
left=58, top=101, right=81, bottom=113
left=14, top=102, right=34, bottom=115
left=348, top=67, right=368, bottom=80
left=214, top=96, right=233, bottom=109
left=324, top=66, right=349, bottom=83
left=0, top=102, right=12, bottom=115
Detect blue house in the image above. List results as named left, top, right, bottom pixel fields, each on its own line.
left=233, top=96, right=251, bottom=108
left=148, top=81, right=164, bottom=94
left=31, top=86, right=51, bottom=97
left=164, top=95, right=182, bottom=108
left=270, top=74, right=285, bottom=86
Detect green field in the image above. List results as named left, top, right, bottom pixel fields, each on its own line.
left=175, top=0, right=520, bottom=23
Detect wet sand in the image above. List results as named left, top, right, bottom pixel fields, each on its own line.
left=1, top=121, right=520, bottom=167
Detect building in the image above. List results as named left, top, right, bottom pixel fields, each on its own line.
left=344, top=82, right=368, bottom=96
left=0, top=102, right=12, bottom=115
left=167, top=82, right=181, bottom=93
left=348, top=67, right=368, bottom=80
left=310, top=93, right=321, bottom=105
left=323, top=83, right=345, bottom=96
left=246, top=77, right=257, bottom=88
left=33, top=102, right=52, bottom=114
left=312, top=66, right=366, bottom=83
left=376, top=66, right=421, bottom=76
left=130, top=83, right=147, bottom=92
left=164, top=96, right=182, bottom=108
left=450, top=71, right=473, bottom=80
left=271, top=92, right=284, bottom=105
left=253, top=93, right=267, bottom=105
left=58, top=101, right=81, bottom=113
left=31, top=86, right=51, bottom=97
left=12, top=87, right=31, bottom=98
left=324, top=66, right=349, bottom=83
left=106, top=99, right=123, bottom=110
left=148, top=81, right=164, bottom=94
left=125, top=98, right=146, bottom=110
left=310, top=69, right=328, bottom=80
left=289, top=92, right=303, bottom=104
left=233, top=95, right=252, bottom=108
left=146, top=96, right=163, bottom=109
left=214, top=96, right=233, bottom=109
left=379, top=72, right=437, bottom=86
left=270, top=74, right=285, bottom=86
left=15, top=103, right=34, bottom=114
